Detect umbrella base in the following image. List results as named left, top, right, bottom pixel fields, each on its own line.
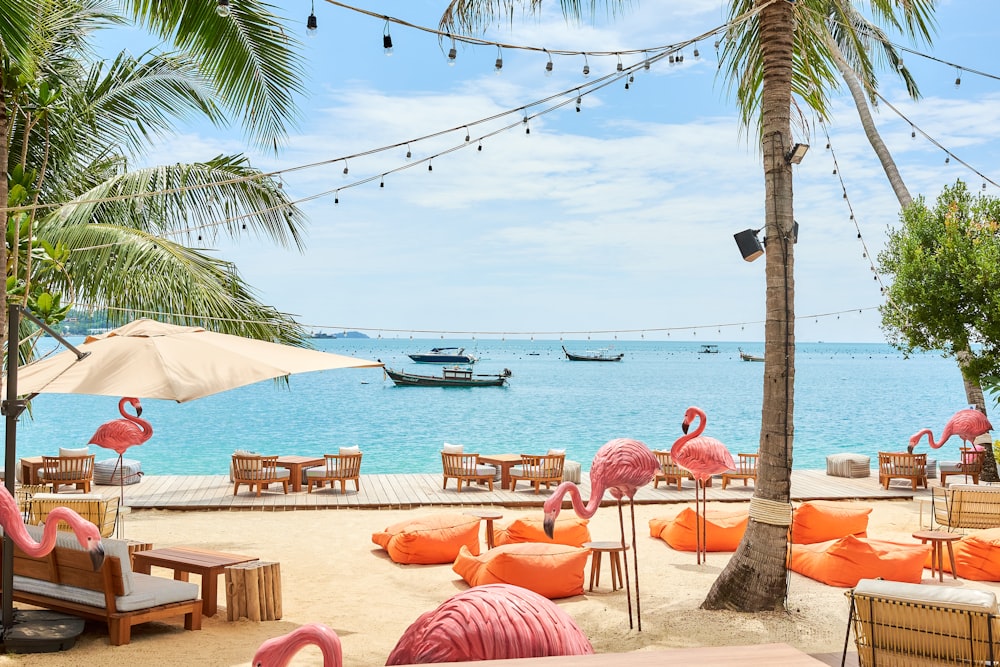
left=3, top=609, right=85, bottom=653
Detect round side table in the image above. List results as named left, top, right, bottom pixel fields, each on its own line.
left=582, top=541, right=629, bottom=592
left=464, top=510, right=503, bottom=549
left=912, top=530, right=961, bottom=582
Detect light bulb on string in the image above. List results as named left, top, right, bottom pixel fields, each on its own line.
left=342, top=160, right=349, bottom=177
left=306, top=1, right=318, bottom=36
left=428, top=159, right=433, bottom=172
left=405, top=144, right=411, bottom=159
left=477, top=140, right=482, bottom=152
left=523, top=114, right=530, bottom=135
left=955, top=68, right=962, bottom=88
left=447, top=36, right=457, bottom=65
left=616, top=55, right=623, bottom=72
left=668, top=54, right=675, bottom=65
left=216, top=0, right=231, bottom=18
left=334, top=190, right=339, bottom=204
left=379, top=175, right=384, bottom=188
left=544, top=49, right=553, bottom=76
left=383, top=21, right=393, bottom=56
left=911, top=128, right=916, bottom=139
left=693, top=44, right=700, bottom=58
left=833, top=168, right=837, bottom=174
left=575, top=92, right=582, bottom=112
left=643, top=50, right=650, bottom=70
left=494, top=45, right=503, bottom=74
left=945, top=155, right=950, bottom=164
left=582, top=54, right=590, bottom=77
left=464, top=126, right=470, bottom=142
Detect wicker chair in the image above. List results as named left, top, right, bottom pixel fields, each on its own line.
left=653, top=450, right=691, bottom=490
left=231, top=454, right=290, bottom=496
left=721, top=453, right=758, bottom=489
left=940, top=447, right=986, bottom=486
left=441, top=452, right=495, bottom=492
left=877, top=452, right=927, bottom=490
left=39, top=454, right=95, bottom=493
left=305, top=452, right=363, bottom=494
left=27, top=493, right=120, bottom=538
left=509, top=453, right=565, bottom=494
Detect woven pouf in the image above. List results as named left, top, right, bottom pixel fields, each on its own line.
left=562, top=460, right=582, bottom=484
left=826, top=454, right=871, bottom=478
left=94, top=458, right=143, bottom=486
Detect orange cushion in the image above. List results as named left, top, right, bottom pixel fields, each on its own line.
left=925, top=528, right=1000, bottom=581
left=791, top=501, right=872, bottom=544
left=452, top=543, right=589, bottom=599
left=372, top=513, right=481, bottom=564
left=493, top=516, right=591, bottom=548
left=648, top=507, right=748, bottom=552
left=789, top=535, right=929, bottom=587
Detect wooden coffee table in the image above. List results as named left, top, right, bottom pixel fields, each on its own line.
left=274, top=455, right=325, bottom=492
left=912, top=530, right=961, bottom=582
left=477, top=454, right=521, bottom=490
left=132, top=547, right=258, bottom=616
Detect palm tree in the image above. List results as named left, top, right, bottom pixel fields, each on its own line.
left=440, top=0, right=939, bottom=611
left=1, top=0, right=307, bottom=343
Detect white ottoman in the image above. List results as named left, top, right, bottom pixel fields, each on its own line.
left=94, top=458, right=143, bottom=485
left=825, top=453, right=871, bottom=478
left=562, top=460, right=582, bottom=484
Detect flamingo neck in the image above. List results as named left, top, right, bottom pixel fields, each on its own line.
left=671, top=409, right=706, bottom=458
left=120, top=399, right=153, bottom=440
left=263, top=627, right=343, bottom=667
left=1, top=495, right=58, bottom=557
left=555, top=481, right=604, bottom=519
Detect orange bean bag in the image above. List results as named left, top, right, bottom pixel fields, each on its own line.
left=790, top=501, right=872, bottom=544
left=493, top=516, right=591, bottom=548
left=789, top=535, right=929, bottom=587
left=452, top=543, right=589, bottom=599
left=924, top=528, right=1000, bottom=581
left=372, top=513, right=481, bottom=564
left=648, top=507, right=748, bottom=552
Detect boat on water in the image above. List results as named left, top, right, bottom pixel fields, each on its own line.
left=561, top=345, right=624, bottom=362
left=407, top=347, right=478, bottom=364
left=698, top=344, right=720, bottom=354
left=385, top=366, right=511, bottom=387
left=739, top=348, right=765, bottom=362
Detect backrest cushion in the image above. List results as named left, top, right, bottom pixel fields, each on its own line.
left=24, top=523, right=134, bottom=595
left=339, top=446, right=361, bottom=455
left=853, top=577, right=998, bottom=613
left=442, top=443, right=463, bottom=454
left=59, top=447, right=90, bottom=458
left=547, top=448, right=566, bottom=456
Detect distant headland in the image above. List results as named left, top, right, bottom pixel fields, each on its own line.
left=311, top=331, right=369, bottom=339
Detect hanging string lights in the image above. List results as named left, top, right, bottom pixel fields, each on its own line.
left=307, top=0, right=318, bottom=36
left=383, top=20, right=393, bottom=56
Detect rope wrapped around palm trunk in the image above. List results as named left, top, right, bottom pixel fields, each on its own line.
left=748, top=497, right=793, bottom=526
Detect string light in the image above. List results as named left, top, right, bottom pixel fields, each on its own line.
left=955, top=67, right=962, bottom=88
left=379, top=175, right=385, bottom=188
left=523, top=114, right=530, bottom=134
left=494, top=45, right=503, bottom=73
left=582, top=54, right=590, bottom=77
left=616, top=55, right=623, bottom=72
left=306, top=0, right=317, bottom=36
left=544, top=49, right=553, bottom=76
left=464, top=126, right=470, bottom=142
left=342, top=160, right=349, bottom=176
left=405, top=144, right=411, bottom=159
left=447, top=37, right=457, bottom=65
left=427, top=159, right=433, bottom=172
left=216, top=0, right=231, bottom=18
left=383, top=21, right=393, bottom=56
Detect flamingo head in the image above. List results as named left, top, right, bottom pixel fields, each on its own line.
left=77, top=527, right=105, bottom=570
left=542, top=495, right=562, bottom=539
left=681, top=406, right=702, bottom=434
left=125, top=396, right=143, bottom=417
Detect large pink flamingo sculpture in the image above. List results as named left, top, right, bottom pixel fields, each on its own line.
left=0, top=486, right=105, bottom=570
left=671, top=406, right=735, bottom=566
left=89, top=397, right=153, bottom=518
left=542, top=437, right=659, bottom=632
left=386, top=583, right=593, bottom=664
left=252, top=623, right=343, bottom=666
left=908, top=408, right=993, bottom=453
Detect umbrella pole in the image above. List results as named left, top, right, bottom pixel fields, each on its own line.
left=3, top=303, right=22, bottom=631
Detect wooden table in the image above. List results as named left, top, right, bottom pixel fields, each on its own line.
left=583, top=541, right=629, bottom=592
left=132, top=546, right=258, bottom=616
left=912, top=530, right=961, bottom=582
left=274, top=455, right=325, bottom=492
left=477, top=454, right=521, bottom=490
left=464, top=510, right=503, bottom=549
left=20, top=456, right=45, bottom=485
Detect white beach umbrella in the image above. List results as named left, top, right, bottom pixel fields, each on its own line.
left=7, top=318, right=383, bottom=402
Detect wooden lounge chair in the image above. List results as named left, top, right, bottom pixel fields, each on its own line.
left=877, top=452, right=927, bottom=490
left=940, top=447, right=986, bottom=486
left=40, top=454, right=95, bottom=493
left=653, top=450, right=691, bottom=490
left=721, top=452, right=758, bottom=489
left=509, top=453, right=564, bottom=494
left=441, top=452, right=494, bottom=492
left=231, top=454, right=289, bottom=496
left=305, top=452, right=363, bottom=493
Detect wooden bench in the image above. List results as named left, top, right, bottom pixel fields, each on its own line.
left=844, top=578, right=999, bottom=666
left=6, top=538, right=202, bottom=645
left=932, top=484, right=1000, bottom=530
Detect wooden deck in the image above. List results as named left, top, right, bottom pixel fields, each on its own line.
left=78, top=469, right=932, bottom=512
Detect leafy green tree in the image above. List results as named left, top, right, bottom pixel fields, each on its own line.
left=879, top=181, right=1000, bottom=480
left=1, top=0, right=308, bottom=347
left=441, top=0, right=938, bottom=611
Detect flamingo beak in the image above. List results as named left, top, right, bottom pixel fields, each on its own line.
left=135, top=405, right=143, bottom=417
left=906, top=443, right=914, bottom=454
left=681, top=421, right=690, bottom=435
left=543, top=515, right=556, bottom=539
left=89, top=542, right=106, bottom=570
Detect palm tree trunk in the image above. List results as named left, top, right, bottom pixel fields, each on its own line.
left=826, top=36, right=912, bottom=209
left=957, top=350, right=998, bottom=482
left=702, top=0, right=794, bottom=612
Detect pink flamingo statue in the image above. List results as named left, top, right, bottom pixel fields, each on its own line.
left=671, top=406, right=735, bottom=566
left=385, top=583, right=593, bottom=664
left=252, top=623, right=343, bottom=666
left=908, top=408, right=993, bottom=453
left=0, top=486, right=105, bottom=570
left=89, top=397, right=152, bottom=525
left=542, top=438, right=659, bottom=631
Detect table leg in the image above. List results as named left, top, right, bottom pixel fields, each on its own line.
left=484, top=520, right=495, bottom=550
left=589, top=552, right=602, bottom=591
left=202, top=570, right=219, bottom=616
left=174, top=569, right=190, bottom=582
left=946, top=541, right=958, bottom=580
left=610, top=552, right=622, bottom=591
left=933, top=543, right=943, bottom=582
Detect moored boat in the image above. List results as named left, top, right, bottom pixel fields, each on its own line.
left=739, top=348, right=765, bottom=362
left=561, top=345, right=624, bottom=362
left=407, top=347, right=478, bottom=364
left=698, top=344, right=720, bottom=354
left=385, top=366, right=511, bottom=387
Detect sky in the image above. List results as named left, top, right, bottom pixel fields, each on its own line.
left=116, top=0, right=1000, bottom=343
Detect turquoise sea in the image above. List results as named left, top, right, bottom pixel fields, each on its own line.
left=13, top=339, right=977, bottom=476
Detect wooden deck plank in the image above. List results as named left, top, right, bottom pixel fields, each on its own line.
left=58, top=468, right=934, bottom=512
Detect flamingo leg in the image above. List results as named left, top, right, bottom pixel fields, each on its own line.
left=114, top=454, right=125, bottom=538
left=616, top=499, right=634, bottom=630
left=629, top=496, right=642, bottom=632
left=694, top=481, right=703, bottom=565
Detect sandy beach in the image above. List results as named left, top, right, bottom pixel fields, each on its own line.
left=11, top=498, right=1000, bottom=666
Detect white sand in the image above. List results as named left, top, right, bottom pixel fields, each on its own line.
left=12, top=499, right=1000, bottom=666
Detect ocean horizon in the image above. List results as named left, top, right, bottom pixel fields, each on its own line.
left=13, top=338, right=981, bottom=476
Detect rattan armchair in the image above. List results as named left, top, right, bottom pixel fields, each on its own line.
left=40, top=454, right=95, bottom=493
left=509, top=453, right=565, bottom=494
left=305, top=452, right=363, bottom=494
left=721, top=453, right=758, bottom=489
left=231, top=454, right=290, bottom=496
left=877, top=452, right=927, bottom=490
left=441, top=452, right=495, bottom=492
left=940, top=447, right=986, bottom=486
left=653, top=450, right=691, bottom=490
